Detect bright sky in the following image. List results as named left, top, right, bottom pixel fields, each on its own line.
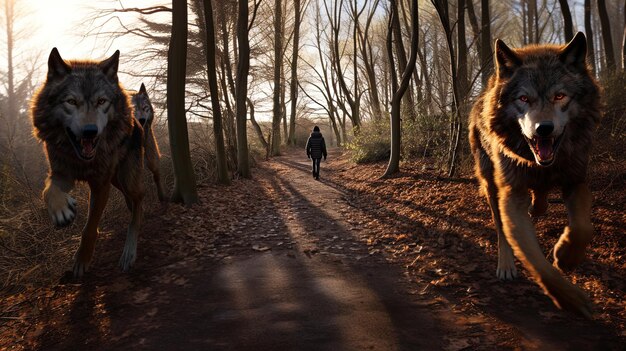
left=9, top=0, right=164, bottom=89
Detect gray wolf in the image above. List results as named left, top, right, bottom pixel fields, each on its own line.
left=469, top=32, right=601, bottom=317
left=305, top=126, right=327, bottom=180
left=31, top=48, right=145, bottom=277
left=131, top=83, right=165, bottom=201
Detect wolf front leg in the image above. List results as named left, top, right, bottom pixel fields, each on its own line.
left=498, top=186, right=593, bottom=318
left=554, top=183, right=593, bottom=272
left=42, top=174, right=77, bottom=227
left=73, top=181, right=111, bottom=277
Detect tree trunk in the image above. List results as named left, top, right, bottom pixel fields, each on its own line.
left=202, top=0, right=230, bottom=185
left=288, top=0, right=302, bottom=145
left=597, top=0, right=616, bottom=72
left=390, top=0, right=417, bottom=122
left=327, top=0, right=360, bottom=132
left=382, top=0, right=419, bottom=178
left=558, top=0, right=574, bottom=42
left=623, top=1, right=626, bottom=71
left=584, top=0, right=596, bottom=74
left=235, top=0, right=251, bottom=178
left=247, top=98, right=268, bottom=150
left=432, top=0, right=462, bottom=177
left=480, top=0, right=492, bottom=85
left=167, top=0, right=198, bottom=205
left=271, top=0, right=283, bottom=155
left=457, top=0, right=468, bottom=103
left=4, top=0, right=16, bottom=142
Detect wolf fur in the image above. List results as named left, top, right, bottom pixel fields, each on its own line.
left=31, top=48, right=145, bottom=277
left=469, top=32, right=601, bottom=317
left=131, top=83, right=165, bottom=201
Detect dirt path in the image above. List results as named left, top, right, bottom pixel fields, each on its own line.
left=2, top=149, right=624, bottom=350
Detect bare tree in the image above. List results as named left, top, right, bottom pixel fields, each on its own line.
left=480, top=0, right=492, bottom=86
left=382, top=0, right=419, bottom=177
left=557, top=0, right=574, bottom=42
left=202, top=0, right=230, bottom=185
left=167, top=0, right=198, bottom=205
left=432, top=0, right=463, bottom=177
left=271, top=0, right=283, bottom=155
left=235, top=0, right=251, bottom=178
left=597, top=0, right=616, bottom=72
left=287, top=0, right=304, bottom=145
left=584, top=0, right=596, bottom=74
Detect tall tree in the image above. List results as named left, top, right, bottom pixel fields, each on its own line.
left=2, top=0, right=15, bottom=142
left=202, top=0, right=230, bottom=185
left=389, top=0, right=417, bottom=122
left=597, top=0, right=616, bottom=72
left=558, top=0, right=574, bottom=42
left=623, top=1, right=626, bottom=71
left=235, top=0, right=251, bottom=178
left=480, top=0, right=492, bottom=86
left=287, top=0, right=303, bottom=146
left=584, top=0, right=596, bottom=73
left=271, top=0, right=283, bottom=155
left=457, top=0, right=468, bottom=103
left=167, top=0, right=198, bottom=205
left=432, top=0, right=463, bottom=176
left=382, top=0, right=419, bottom=177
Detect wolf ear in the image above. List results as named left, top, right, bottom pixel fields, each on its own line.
left=559, top=32, right=587, bottom=71
left=47, top=48, right=71, bottom=81
left=494, top=39, right=522, bottom=78
left=139, top=83, right=147, bottom=94
left=99, top=50, right=120, bottom=82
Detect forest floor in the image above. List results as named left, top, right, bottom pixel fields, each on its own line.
left=1, top=148, right=624, bottom=350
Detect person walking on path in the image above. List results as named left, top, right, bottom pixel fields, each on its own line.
left=305, top=126, right=327, bottom=180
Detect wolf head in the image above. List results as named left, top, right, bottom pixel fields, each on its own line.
left=490, top=32, right=599, bottom=167
left=131, top=83, right=154, bottom=128
left=41, top=48, right=123, bottom=161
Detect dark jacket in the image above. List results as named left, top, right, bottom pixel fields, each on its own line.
left=305, top=131, right=327, bottom=159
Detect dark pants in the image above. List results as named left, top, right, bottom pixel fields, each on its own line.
left=311, top=158, right=321, bottom=178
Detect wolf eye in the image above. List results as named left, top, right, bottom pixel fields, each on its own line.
left=66, top=98, right=77, bottom=105
left=97, top=98, right=107, bottom=106
left=518, top=95, right=529, bottom=103
left=554, top=93, right=566, bottom=101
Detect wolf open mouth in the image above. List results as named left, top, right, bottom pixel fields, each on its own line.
left=65, top=128, right=99, bottom=161
left=524, top=133, right=564, bottom=166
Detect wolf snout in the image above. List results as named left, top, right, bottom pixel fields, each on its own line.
left=535, top=121, right=554, bottom=137
left=82, top=124, right=99, bottom=139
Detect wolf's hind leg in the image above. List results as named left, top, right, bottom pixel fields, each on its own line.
left=73, top=182, right=111, bottom=277
left=529, top=189, right=549, bottom=217
left=146, top=150, right=165, bottom=202
left=43, top=175, right=76, bottom=227
left=554, top=183, right=593, bottom=272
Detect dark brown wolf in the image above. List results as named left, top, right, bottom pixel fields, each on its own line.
left=131, top=83, right=165, bottom=201
left=31, top=48, right=144, bottom=277
left=469, top=32, right=601, bottom=317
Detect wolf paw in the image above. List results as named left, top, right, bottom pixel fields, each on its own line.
left=554, top=239, right=586, bottom=272
left=545, top=279, right=593, bottom=319
left=496, top=251, right=517, bottom=280
left=72, top=259, right=89, bottom=278
left=48, top=194, right=77, bottom=227
left=119, top=241, right=137, bottom=272
left=496, top=262, right=518, bottom=280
